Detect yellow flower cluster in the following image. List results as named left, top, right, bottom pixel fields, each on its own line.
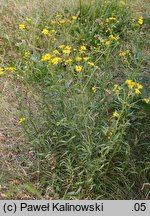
left=0, top=67, right=16, bottom=75
left=125, top=80, right=143, bottom=94
left=42, top=28, right=49, bottom=35
left=142, top=98, right=150, bottom=104
left=51, top=57, right=61, bottom=65
left=19, top=23, right=25, bottom=30
left=64, top=59, right=73, bottom=65
left=19, top=117, right=25, bottom=124
left=113, top=80, right=143, bottom=96
left=41, top=53, right=51, bottom=62
left=50, top=13, right=77, bottom=27
left=75, top=56, right=82, bottom=62
left=72, top=16, right=77, bottom=20
left=88, top=61, right=95, bottom=66
left=119, top=49, right=130, bottom=57
left=113, top=111, right=120, bottom=118
left=80, top=45, right=87, bottom=53
left=41, top=28, right=56, bottom=40
left=113, top=84, right=120, bottom=94
left=75, top=65, right=82, bottom=73
left=106, top=17, right=117, bottom=23
left=138, top=16, right=144, bottom=25
left=40, top=42, right=96, bottom=71
left=109, top=34, right=119, bottom=41
left=26, top=17, right=32, bottom=22
left=92, top=86, right=96, bottom=93
left=41, top=53, right=61, bottom=65
left=62, top=45, right=71, bottom=56
left=23, top=51, right=30, bottom=58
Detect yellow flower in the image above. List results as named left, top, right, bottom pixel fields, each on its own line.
left=109, top=17, right=117, bottom=21
left=42, top=28, right=49, bottom=35
left=75, top=56, right=82, bottom=62
left=138, top=17, right=144, bottom=25
left=88, top=61, right=95, bottom=66
left=65, top=45, right=71, bottom=50
left=119, top=50, right=130, bottom=57
left=19, top=117, right=25, bottom=124
left=51, top=20, right=56, bottom=25
left=136, top=83, right=143, bottom=90
left=119, top=52, right=126, bottom=57
left=75, top=65, right=82, bottom=72
left=0, top=71, right=5, bottom=75
left=53, top=49, right=60, bottom=55
left=125, top=80, right=133, bottom=85
left=125, top=80, right=135, bottom=89
left=26, top=17, right=32, bottom=22
left=80, top=45, right=86, bottom=51
left=113, top=84, right=119, bottom=93
left=4, top=67, right=16, bottom=71
left=80, top=45, right=86, bottom=53
left=72, top=16, right=77, bottom=20
left=125, top=80, right=143, bottom=92
left=55, top=14, right=61, bottom=18
left=0, top=68, right=4, bottom=71
left=41, top=53, right=51, bottom=62
left=66, top=19, right=72, bottom=24
left=64, top=59, right=72, bottom=65
left=63, top=49, right=71, bottom=55
left=92, top=86, right=96, bottom=93
left=83, top=57, right=89, bottom=61
left=113, top=111, right=119, bottom=118
left=105, top=41, right=111, bottom=46
left=51, top=57, right=61, bottom=65
left=23, top=51, right=30, bottom=58
left=142, top=98, right=150, bottom=104
left=135, top=88, right=141, bottom=95
left=59, top=45, right=65, bottom=49
left=51, top=29, right=56, bottom=34
left=19, top=24, right=25, bottom=30
left=108, top=131, right=113, bottom=140
left=59, top=19, right=66, bottom=24
left=109, top=34, right=119, bottom=41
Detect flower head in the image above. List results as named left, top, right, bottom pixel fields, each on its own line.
left=59, top=45, right=65, bottom=49
left=51, top=57, right=61, bottom=65
left=135, top=88, right=141, bottom=95
left=72, top=16, right=77, bottom=20
left=19, top=24, right=25, bottom=30
left=80, top=45, right=86, bottom=53
left=23, top=51, right=30, bottom=58
left=75, top=65, right=82, bottom=73
left=19, top=117, right=25, bottom=124
left=138, top=16, right=144, bottom=25
left=105, top=41, right=111, bottom=46
left=92, top=86, right=96, bottom=93
left=41, top=53, right=51, bottom=62
left=53, top=49, right=60, bottom=55
left=42, top=28, right=49, bottom=35
left=88, top=61, right=95, bottom=66
left=64, top=59, right=72, bottom=65
left=75, top=56, right=82, bottom=62
left=113, top=111, right=119, bottom=118
left=142, top=98, right=150, bottom=104
left=83, top=57, right=89, bottom=61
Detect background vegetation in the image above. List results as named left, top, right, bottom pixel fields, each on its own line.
left=0, top=0, right=150, bottom=199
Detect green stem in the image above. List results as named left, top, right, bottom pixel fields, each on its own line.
left=79, top=0, right=82, bottom=18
